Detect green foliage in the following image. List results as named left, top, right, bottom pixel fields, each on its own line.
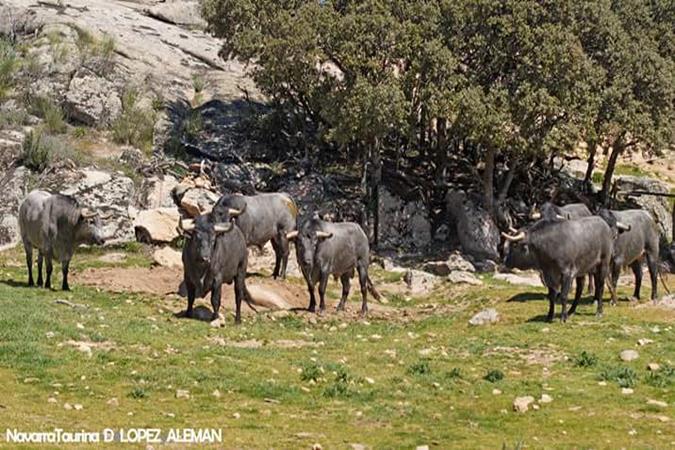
left=574, top=351, right=599, bottom=368
left=599, top=366, right=639, bottom=388
left=0, top=37, right=18, bottom=100
left=299, top=361, right=321, bottom=383
left=484, top=369, right=505, bottom=383
left=408, top=360, right=431, bottom=376
left=322, top=365, right=352, bottom=398
left=129, top=386, right=147, bottom=399
left=29, top=96, right=66, bottom=133
left=21, top=130, right=52, bottom=172
left=644, top=365, right=675, bottom=388
left=111, top=87, right=156, bottom=152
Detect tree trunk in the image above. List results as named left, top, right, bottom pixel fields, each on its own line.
left=435, top=118, right=448, bottom=183
left=483, top=146, right=496, bottom=218
left=583, top=140, right=597, bottom=193
left=497, top=160, right=517, bottom=204
left=600, top=138, right=625, bottom=206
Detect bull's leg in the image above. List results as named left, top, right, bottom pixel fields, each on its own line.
left=61, top=259, right=70, bottom=291
left=609, top=262, right=621, bottom=306
left=645, top=251, right=658, bottom=303
left=305, top=277, right=317, bottom=312
left=210, top=282, right=222, bottom=322
left=357, top=264, right=369, bottom=317
left=559, top=275, right=573, bottom=323
left=545, top=287, right=556, bottom=322
left=45, top=253, right=53, bottom=290
left=270, top=238, right=282, bottom=279
left=587, top=274, right=594, bottom=296
left=185, top=280, right=196, bottom=318
left=569, top=276, right=585, bottom=316
left=630, top=260, right=643, bottom=301
left=336, top=273, right=351, bottom=311
left=23, top=242, right=34, bottom=287
left=594, top=265, right=607, bottom=317
left=318, top=271, right=329, bottom=315
left=234, top=271, right=246, bottom=325
left=278, top=233, right=290, bottom=279
left=36, top=253, right=43, bottom=287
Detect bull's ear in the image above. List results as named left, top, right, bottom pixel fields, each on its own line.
left=316, top=231, right=333, bottom=240
left=286, top=230, right=299, bottom=241
left=214, top=223, right=233, bottom=234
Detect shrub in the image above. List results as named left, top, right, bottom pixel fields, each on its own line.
left=599, top=366, right=638, bottom=388
left=29, top=96, right=66, bottom=133
left=323, top=366, right=352, bottom=398
left=299, top=361, right=321, bottom=383
left=484, top=369, right=505, bottom=383
left=575, top=351, right=599, bottom=368
left=0, top=37, right=18, bottom=100
left=22, top=130, right=51, bottom=172
left=408, top=360, right=431, bottom=376
left=644, top=365, right=675, bottom=388
left=129, top=387, right=147, bottom=399
left=111, top=87, right=156, bottom=152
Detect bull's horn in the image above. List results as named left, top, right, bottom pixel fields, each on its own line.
left=501, top=231, right=526, bottom=242
left=81, top=208, right=98, bottom=219
left=286, top=230, right=299, bottom=240
left=214, top=223, right=233, bottom=233
left=228, top=208, right=244, bottom=217
left=530, top=212, right=541, bottom=220
left=556, top=214, right=566, bottom=220
left=180, top=219, right=195, bottom=232
left=316, top=231, right=333, bottom=239
left=616, top=222, right=632, bottom=232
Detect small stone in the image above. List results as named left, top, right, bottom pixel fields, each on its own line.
left=76, top=323, right=85, bottom=330
left=532, top=404, right=540, bottom=411
left=492, top=389, right=502, bottom=395
left=370, top=334, right=382, bottom=341
left=622, top=388, right=634, bottom=395
left=107, top=398, right=119, bottom=407
left=648, top=363, right=661, bottom=371
left=469, top=308, right=499, bottom=326
left=64, top=403, right=73, bottom=410
left=23, top=377, right=39, bottom=384
left=540, top=394, right=553, bottom=404
left=176, top=389, right=190, bottom=399
left=628, top=429, right=637, bottom=436
left=416, top=446, right=430, bottom=450
left=46, top=332, right=55, bottom=339
left=656, top=415, right=670, bottom=423
left=212, top=389, right=221, bottom=399
left=598, top=381, right=607, bottom=386
left=638, top=338, right=654, bottom=346
left=620, top=350, right=639, bottom=362
left=74, top=404, right=83, bottom=411
left=647, top=399, right=668, bottom=408
left=365, top=377, right=375, bottom=385
left=355, top=411, right=363, bottom=418
left=312, top=445, right=322, bottom=450
left=232, top=412, right=241, bottom=419
left=210, top=319, right=224, bottom=328
left=48, top=397, right=57, bottom=404
left=350, top=445, right=367, bottom=450
left=541, top=327, right=550, bottom=333
left=513, top=396, right=535, bottom=413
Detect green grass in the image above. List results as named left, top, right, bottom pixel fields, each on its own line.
left=0, top=37, right=18, bottom=100
left=0, top=245, right=673, bottom=448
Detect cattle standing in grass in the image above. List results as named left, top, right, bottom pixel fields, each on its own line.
left=180, top=209, right=252, bottom=324
left=600, top=209, right=659, bottom=304
left=288, top=215, right=379, bottom=316
left=212, top=193, right=297, bottom=279
left=19, top=190, right=105, bottom=290
left=502, top=213, right=630, bottom=322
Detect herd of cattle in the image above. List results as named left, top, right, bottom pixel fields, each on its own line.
left=15, top=189, right=663, bottom=324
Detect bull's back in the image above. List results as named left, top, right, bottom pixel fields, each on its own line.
left=19, top=190, right=52, bottom=247
left=613, top=210, right=659, bottom=260
left=320, top=222, right=369, bottom=273
left=561, top=203, right=592, bottom=219
left=242, top=193, right=297, bottom=244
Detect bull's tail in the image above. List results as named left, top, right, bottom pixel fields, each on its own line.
left=243, top=287, right=258, bottom=313
left=367, top=275, right=384, bottom=303
left=658, top=267, right=671, bottom=296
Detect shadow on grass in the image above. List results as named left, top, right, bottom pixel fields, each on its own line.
left=0, top=279, right=33, bottom=289
left=507, top=292, right=546, bottom=302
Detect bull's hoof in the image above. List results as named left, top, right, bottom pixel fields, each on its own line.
left=185, top=310, right=193, bottom=319
left=546, top=316, right=554, bottom=323
left=307, top=305, right=316, bottom=313
left=62, top=285, right=70, bottom=291
left=28, top=280, right=34, bottom=287
left=595, top=311, right=604, bottom=318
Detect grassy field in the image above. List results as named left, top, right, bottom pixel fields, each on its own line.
left=0, top=245, right=673, bottom=449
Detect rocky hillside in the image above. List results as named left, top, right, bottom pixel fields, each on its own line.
left=0, top=0, right=673, bottom=268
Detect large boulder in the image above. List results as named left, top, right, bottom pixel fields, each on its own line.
left=144, top=1, right=206, bottom=28
left=139, top=175, right=178, bottom=209
left=614, top=176, right=672, bottom=243
left=180, top=188, right=219, bottom=217
left=134, top=208, right=181, bottom=244
left=61, top=169, right=136, bottom=244
left=446, top=190, right=500, bottom=261
left=0, top=166, right=28, bottom=251
left=378, top=187, right=432, bottom=252
left=64, top=68, right=122, bottom=127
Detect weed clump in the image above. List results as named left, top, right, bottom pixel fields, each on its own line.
left=484, top=369, right=504, bottom=383
left=599, top=366, right=638, bottom=388
left=574, top=351, right=599, bottom=368
left=111, top=87, right=155, bottom=153
left=408, top=360, right=431, bottom=376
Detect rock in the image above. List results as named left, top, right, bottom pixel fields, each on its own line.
left=494, top=272, right=544, bottom=287
left=134, top=208, right=181, bottom=243
left=378, top=187, right=432, bottom=251
left=647, top=363, right=661, bottom=371
left=620, top=350, right=639, bottom=362
left=513, top=396, right=535, bottom=413
left=614, top=176, right=672, bottom=242
left=446, top=190, right=500, bottom=260
left=492, top=389, right=502, bottom=395
left=180, top=188, right=220, bottom=217
left=0, top=4, right=39, bottom=38
left=212, top=389, right=221, bottom=399
left=312, top=445, right=323, bottom=450
left=64, top=68, right=122, bottom=127
left=403, top=269, right=441, bottom=295
left=140, top=175, right=178, bottom=209
left=350, top=445, right=367, bottom=450
left=0, top=166, right=28, bottom=251
left=415, top=447, right=429, bottom=450
left=469, top=308, right=499, bottom=326
left=474, top=259, right=498, bottom=273
left=144, top=1, right=206, bottom=28
left=647, top=399, right=668, bottom=408
left=153, top=246, right=182, bottom=268
left=554, top=157, right=590, bottom=180
left=540, top=394, right=553, bottom=404
left=637, top=338, right=654, bottom=346
left=60, top=168, right=136, bottom=244
left=448, top=270, right=483, bottom=286
left=621, top=388, right=634, bottom=395
left=175, top=389, right=190, bottom=400
left=64, top=403, right=73, bottom=410
left=107, top=398, right=119, bottom=407
left=423, top=252, right=476, bottom=276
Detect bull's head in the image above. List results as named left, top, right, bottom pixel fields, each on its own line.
left=597, top=209, right=631, bottom=238
left=75, top=208, right=105, bottom=246
left=287, top=224, right=332, bottom=272
left=501, top=228, right=535, bottom=270
left=180, top=216, right=234, bottom=264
